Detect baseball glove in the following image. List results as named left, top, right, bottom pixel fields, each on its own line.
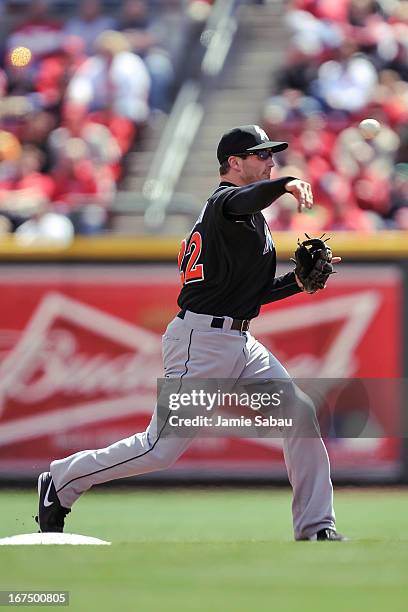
left=292, top=234, right=335, bottom=293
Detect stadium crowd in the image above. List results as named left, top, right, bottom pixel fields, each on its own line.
left=263, top=0, right=408, bottom=231
left=1, top=0, right=406, bottom=239
left=0, top=0, right=197, bottom=240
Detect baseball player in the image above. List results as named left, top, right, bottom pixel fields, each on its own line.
left=36, top=125, right=345, bottom=541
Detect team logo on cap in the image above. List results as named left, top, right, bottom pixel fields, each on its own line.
left=254, top=125, right=269, bottom=142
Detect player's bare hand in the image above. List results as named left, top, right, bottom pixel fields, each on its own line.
left=285, top=179, right=313, bottom=213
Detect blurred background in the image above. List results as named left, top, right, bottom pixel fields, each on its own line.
left=0, top=0, right=407, bottom=486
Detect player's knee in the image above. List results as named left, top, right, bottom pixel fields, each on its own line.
left=295, top=387, right=317, bottom=416
left=152, top=449, right=178, bottom=470
left=292, top=386, right=320, bottom=434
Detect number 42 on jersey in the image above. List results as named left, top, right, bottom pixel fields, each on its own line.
left=178, top=232, right=205, bottom=285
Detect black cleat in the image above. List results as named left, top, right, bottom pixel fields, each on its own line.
left=35, top=472, right=70, bottom=533
left=316, top=528, right=347, bottom=541
left=300, top=528, right=348, bottom=541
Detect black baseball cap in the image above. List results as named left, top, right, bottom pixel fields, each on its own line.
left=217, top=125, right=288, bottom=164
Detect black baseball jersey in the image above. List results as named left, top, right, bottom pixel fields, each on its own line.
left=177, top=177, right=302, bottom=320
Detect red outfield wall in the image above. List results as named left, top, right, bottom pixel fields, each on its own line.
left=0, top=263, right=403, bottom=481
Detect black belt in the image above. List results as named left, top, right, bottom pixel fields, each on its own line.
left=177, top=310, right=250, bottom=332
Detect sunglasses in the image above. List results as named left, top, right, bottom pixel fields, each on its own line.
left=232, top=150, right=275, bottom=161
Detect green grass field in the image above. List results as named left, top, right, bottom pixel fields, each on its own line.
left=0, top=488, right=407, bottom=611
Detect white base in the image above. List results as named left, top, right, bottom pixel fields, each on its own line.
left=0, top=533, right=111, bottom=546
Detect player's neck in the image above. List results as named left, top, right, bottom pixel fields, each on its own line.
left=219, top=172, right=247, bottom=187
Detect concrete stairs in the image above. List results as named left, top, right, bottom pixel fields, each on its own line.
left=121, top=113, right=168, bottom=197
left=175, top=0, right=289, bottom=209
left=113, top=0, right=289, bottom=233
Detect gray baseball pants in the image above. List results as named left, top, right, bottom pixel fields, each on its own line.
left=51, top=310, right=335, bottom=540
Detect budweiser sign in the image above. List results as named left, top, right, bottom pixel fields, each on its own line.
left=0, top=264, right=402, bottom=478
left=0, top=292, right=161, bottom=408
